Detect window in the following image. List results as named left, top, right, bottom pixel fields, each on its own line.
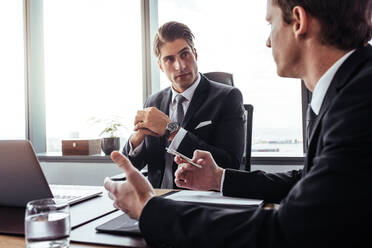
left=0, top=0, right=25, bottom=139
left=43, top=0, right=143, bottom=152
left=158, top=0, right=303, bottom=157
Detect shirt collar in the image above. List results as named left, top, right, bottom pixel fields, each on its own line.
left=311, top=50, right=355, bottom=115
left=171, top=73, right=201, bottom=103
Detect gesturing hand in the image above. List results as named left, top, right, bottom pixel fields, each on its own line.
left=174, top=150, right=224, bottom=191
left=104, top=151, right=155, bottom=220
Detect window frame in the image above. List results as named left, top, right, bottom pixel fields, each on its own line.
left=25, top=0, right=47, bottom=153
left=25, top=0, right=306, bottom=164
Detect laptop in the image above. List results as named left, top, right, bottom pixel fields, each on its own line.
left=0, top=140, right=102, bottom=207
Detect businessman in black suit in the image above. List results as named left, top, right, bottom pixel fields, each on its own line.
left=105, top=0, right=372, bottom=247
left=122, top=21, right=245, bottom=188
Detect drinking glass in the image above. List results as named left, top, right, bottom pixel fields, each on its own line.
left=25, top=198, right=70, bottom=248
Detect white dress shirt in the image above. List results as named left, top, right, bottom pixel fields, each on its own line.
left=311, top=49, right=355, bottom=114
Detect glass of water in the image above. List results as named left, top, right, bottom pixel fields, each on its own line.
left=25, top=198, right=70, bottom=248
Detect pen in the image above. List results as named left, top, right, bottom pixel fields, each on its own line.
left=166, top=147, right=203, bottom=168
left=110, top=177, right=126, bottom=181
left=109, top=171, right=148, bottom=181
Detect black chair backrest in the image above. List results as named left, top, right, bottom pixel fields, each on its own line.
left=204, top=71, right=253, bottom=171
left=244, top=104, right=253, bottom=171
left=204, top=72, right=234, bottom=86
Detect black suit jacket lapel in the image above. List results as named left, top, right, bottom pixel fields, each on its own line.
left=306, top=45, right=372, bottom=168
left=159, top=88, right=172, bottom=115
left=182, top=75, right=209, bottom=128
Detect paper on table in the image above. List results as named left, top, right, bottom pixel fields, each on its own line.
left=165, top=190, right=263, bottom=207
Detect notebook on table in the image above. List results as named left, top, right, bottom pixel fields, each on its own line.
left=96, top=190, right=263, bottom=236
left=96, top=213, right=141, bottom=235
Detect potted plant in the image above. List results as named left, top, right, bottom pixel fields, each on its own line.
left=89, top=116, right=124, bottom=155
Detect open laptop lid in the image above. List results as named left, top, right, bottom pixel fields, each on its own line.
left=0, top=140, right=53, bottom=207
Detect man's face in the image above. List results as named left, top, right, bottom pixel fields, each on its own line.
left=158, top=39, right=198, bottom=93
left=266, top=0, right=301, bottom=78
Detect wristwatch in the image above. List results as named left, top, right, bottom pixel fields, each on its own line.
left=164, top=122, right=180, bottom=139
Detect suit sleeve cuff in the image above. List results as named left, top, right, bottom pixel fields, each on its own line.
left=128, top=135, right=144, bottom=157
left=139, top=196, right=173, bottom=244
left=220, top=169, right=226, bottom=194
left=168, top=127, right=187, bottom=150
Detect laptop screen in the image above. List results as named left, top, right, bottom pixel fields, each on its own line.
left=0, top=140, right=53, bottom=207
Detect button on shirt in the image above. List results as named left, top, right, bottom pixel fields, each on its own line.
left=129, top=73, right=201, bottom=156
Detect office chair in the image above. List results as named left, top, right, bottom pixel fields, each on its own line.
left=204, top=71, right=253, bottom=171
left=204, top=71, right=234, bottom=86
left=243, top=104, right=253, bottom=171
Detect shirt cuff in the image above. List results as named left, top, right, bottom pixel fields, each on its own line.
left=168, top=127, right=187, bottom=150
left=128, top=134, right=144, bottom=157
left=220, top=169, right=226, bottom=194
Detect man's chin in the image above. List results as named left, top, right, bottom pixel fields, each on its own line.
left=173, top=79, right=195, bottom=91
left=277, top=66, right=293, bottom=78
left=277, top=68, right=301, bottom=79
left=175, top=73, right=192, bottom=80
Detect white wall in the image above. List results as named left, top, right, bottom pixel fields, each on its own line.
left=40, top=162, right=123, bottom=186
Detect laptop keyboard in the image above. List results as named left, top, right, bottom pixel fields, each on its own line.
left=50, top=185, right=103, bottom=204
left=53, top=194, right=79, bottom=201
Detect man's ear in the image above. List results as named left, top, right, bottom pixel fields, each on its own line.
left=292, top=6, right=308, bottom=39
left=158, top=59, right=164, bottom=72
left=193, top=48, right=198, bottom=61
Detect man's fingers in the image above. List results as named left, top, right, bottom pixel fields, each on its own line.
left=134, top=111, right=145, bottom=125
left=175, top=163, right=194, bottom=181
left=175, top=167, right=186, bottom=180
left=175, top=163, right=194, bottom=173
left=134, top=122, right=145, bottom=131
left=175, top=179, right=189, bottom=189
left=193, top=150, right=218, bottom=166
left=135, top=124, right=162, bottom=136
left=104, top=177, right=116, bottom=193
left=107, top=192, right=115, bottom=201
left=174, top=155, right=188, bottom=165
left=111, top=151, right=137, bottom=175
left=196, top=158, right=208, bottom=166
left=174, top=155, right=182, bottom=164
left=139, top=128, right=159, bottom=136
left=192, top=150, right=210, bottom=161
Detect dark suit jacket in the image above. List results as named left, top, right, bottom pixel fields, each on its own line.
left=139, top=45, right=372, bottom=247
left=123, top=74, right=245, bottom=188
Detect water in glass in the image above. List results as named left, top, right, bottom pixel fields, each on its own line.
left=25, top=198, right=70, bottom=248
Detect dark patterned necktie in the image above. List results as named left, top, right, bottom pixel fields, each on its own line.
left=161, top=94, right=187, bottom=188
left=172, top=94, right=186, bottom=125
left=306, top=103, right=317, bottom=149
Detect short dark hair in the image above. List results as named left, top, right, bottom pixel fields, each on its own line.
left=273, top=0, right=372, bottom=50
left=153, top=21, right=195, bottom=58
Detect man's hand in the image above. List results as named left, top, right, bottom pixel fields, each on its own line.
left=104, top=151, right=155, bottom=220
left=174, top=150, right=224, bottom=191
left=130, top=128, right=159, bottom=149
left=134, top=107, right=171, bottom=136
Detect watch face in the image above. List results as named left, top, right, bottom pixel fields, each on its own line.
left=167, top=122, right=179, bottom=132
